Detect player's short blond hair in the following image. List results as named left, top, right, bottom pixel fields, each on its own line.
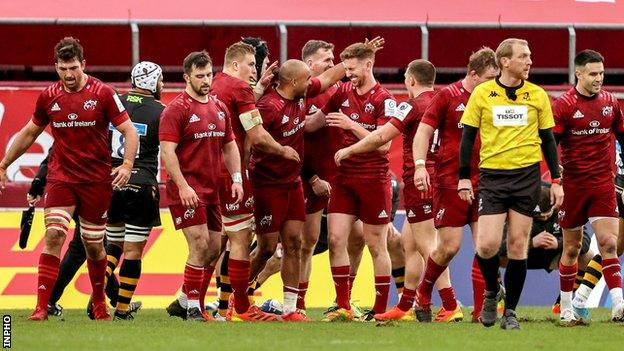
left=340, top=43, right=374, bottom=61
left=495, top=38, right=528, bottom=68
left=467, top=47, right=498, bottom=75
left=224, top=42, right=256, bottom=67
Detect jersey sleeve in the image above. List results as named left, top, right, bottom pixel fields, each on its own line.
left=551, top=96, right=569, bottom=135
left=387, top=101, right=412, bottom=133
left=376, top=93, right=396, bottom=127
left=234, top=84, right=258, bottom=115
left=537, top=89, right=555, bottom=130
left=31, top=91, right=50, bottom=127
left=612, top=99, right=624, bottom=134
left=100, top=85, right=129, bottom=126
left=158, top=104, right=184, bottom=143
left=421, top=90, right=448, bottom=129
left=256, top=97, right=279, bottom=131
left=305, top=78, right=322, bottom=98
left=223, top=106, right=235, bottom=144
left=460, top=88, right=482, bottom=128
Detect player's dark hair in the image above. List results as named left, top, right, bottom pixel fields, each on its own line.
left=574, top=49, right=604, bottom=67
left=302, top=40, right=335, bottom=60
left=406, top=59, right=436, bottom=86
left=183, top=50, right=212, bottom=74
left=468, top=47, right=498, bottom=76
left=242, top=37, right=269, bottom=80
left=54, top=37, right=84, bottom=62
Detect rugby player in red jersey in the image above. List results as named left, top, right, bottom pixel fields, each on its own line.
left=298, top=40, right=342, bottom=312
left=250, top=58, right=343, bottom=321
left=413, top=48, right=499, bottom=323
left=335, top=58, right=445, bottom=321
left=159, top=51, right=243, bottom=322
left=0, top=37, right=138, bottom=321
left=553, top=49, right=624, bottom=325
left=309, top=42, right=397, bottom=321
left=208, top=42, right=296, bottom=321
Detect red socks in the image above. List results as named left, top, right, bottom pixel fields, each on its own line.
left=439, top=287, right=458, bottom=311
left=229, top=258, right=251, bottom=314
left=602, top=258, right=622, bottom=290
left=331, top=266, right=350, bottom=310
left=184, top=263, right=203, bottom=304
left=199, top=265, right=215, bottom=312
left=36, top=253, right=60, bottom=310
left=559, top=262, right=578, bottom=292
left=297, top=281, right=309, bottom=310
left=373, top=276, right=391, bottom=314
left=471, top=256, right=485, bottom=318
left=397, top=288, right=416, bottom=312
left=417, top=257, right=447, bottom=307
left=87, top=257, right=107, bottom=304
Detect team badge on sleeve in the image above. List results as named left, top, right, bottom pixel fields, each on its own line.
left=393, top=102, right=413, bottom=121
left=384, top=99, right=397, bottom=117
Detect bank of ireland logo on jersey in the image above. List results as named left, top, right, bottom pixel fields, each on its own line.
left=208, top=123, right=216, bottom=130
left=67, top=113, right=78, bottom=120
left=350, top=113, right=359, bottom=120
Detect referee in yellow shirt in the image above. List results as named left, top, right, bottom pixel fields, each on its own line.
left=457, top=38, right=564, bottom=330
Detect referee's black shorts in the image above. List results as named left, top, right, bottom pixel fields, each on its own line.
left=478, top=163, right=541, bottom=217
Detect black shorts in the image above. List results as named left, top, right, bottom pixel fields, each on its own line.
left=615, top=174, right=624, bottom=218
left=478, top=163, right=541, bottom=217
left=107, top=184, right=161, bottom=227
left=313, top=213, right=329, bottom=255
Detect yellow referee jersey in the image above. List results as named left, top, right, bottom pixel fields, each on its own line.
left=460, top=79, right=554, bottom=170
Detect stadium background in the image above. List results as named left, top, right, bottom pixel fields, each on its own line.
left=1, top=0, right=623, bottom=311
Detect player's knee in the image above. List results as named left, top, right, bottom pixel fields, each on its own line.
left=44, top=209, right=72, bottom=242
left=44, top=229, right=66, bottom=249
left=328, top=232, right=345, bottom=250
left=598, top=235, right=617, bottom=255
left=476, top=243, right=498, bottom=259
left=80, top=221, right=106, bottom=244
left=506, top=239, right=527, bottom=257
left=437, top=244, right=459, bottom=262
left=367, top=241, right=388, bottom=259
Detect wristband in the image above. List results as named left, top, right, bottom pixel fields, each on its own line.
left=414, top=159, right=426, bottom=168
left=551, top=178, right=561, bottom=185
left=231, top=172, right=243, bottom=184
left=310, top=175, right=320, bottom=184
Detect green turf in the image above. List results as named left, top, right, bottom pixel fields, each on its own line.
left=5, top=307, right=623, bottom=351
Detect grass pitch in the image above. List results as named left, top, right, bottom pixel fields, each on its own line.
left=6, top=307, right=623, bottom=351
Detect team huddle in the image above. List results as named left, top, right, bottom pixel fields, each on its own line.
left=0, top=34, right=623, bottom=329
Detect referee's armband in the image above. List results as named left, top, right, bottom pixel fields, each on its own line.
left=239, top=109, right=263, bottom=131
